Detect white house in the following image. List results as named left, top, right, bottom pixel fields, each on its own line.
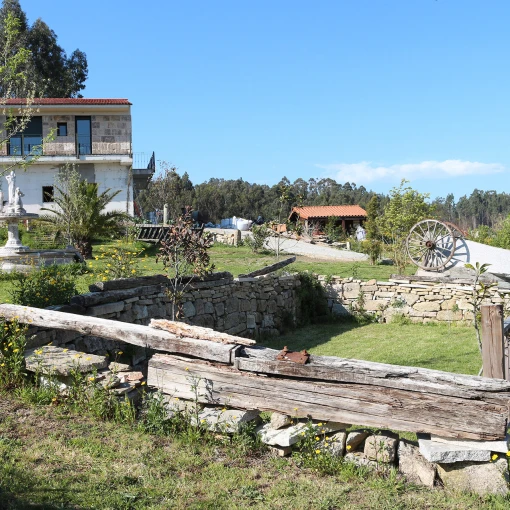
left=0, top=98, right=154, bottom=216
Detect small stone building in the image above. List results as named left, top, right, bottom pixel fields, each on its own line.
left=289, top=205, right=367, bottom=234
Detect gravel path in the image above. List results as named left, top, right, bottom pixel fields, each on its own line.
left=264, top=237, right=368, bottom=261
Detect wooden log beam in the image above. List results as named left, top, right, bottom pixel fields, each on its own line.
left=150, top=319, right=256, bottom=346
left=238, top=256, right=296, bottom=278
left=0, top=304, right=235, bottom=363
left=238, top=346, right=510, bottom=402
left=482, top=305, right=506, bottom=380
left=148, top=353, right=510, bottom=440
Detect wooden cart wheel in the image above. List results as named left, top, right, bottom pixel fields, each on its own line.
left=406, top=220, right=456, bottom=271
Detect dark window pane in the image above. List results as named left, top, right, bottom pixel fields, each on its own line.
left=76, top=117, right=91, bottom=155
left=8, top=116, right=43, bottom=155
left=42, top=186, right=54, bottom=203
left=23, top=117, right=42, bottom=135
left=57, top=123, right=67, bottom=136
left=8, top=137, right=22, bottom=155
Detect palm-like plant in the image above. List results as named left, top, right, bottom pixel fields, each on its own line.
left=39, top=180, right=127, bottom=258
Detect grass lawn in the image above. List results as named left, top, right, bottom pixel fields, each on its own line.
left=270, top=321, right=481, bottom=375
left=0, top=393, right=505, bottom=510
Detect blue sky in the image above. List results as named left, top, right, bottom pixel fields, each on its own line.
left=21, top=0, right=510, bottom=200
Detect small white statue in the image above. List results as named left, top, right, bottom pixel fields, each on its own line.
left=14, top=187, right=24, bottom=213
left=5, top=170, right=15, bottom=206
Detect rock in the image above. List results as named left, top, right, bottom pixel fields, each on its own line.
left=270, top=412, right=292, bottom=430
left=413, top=302, right=441, bottom=312
left=182, top=301, right=196, bottom=318
left=398, top=440, right=436, bottom=487
left=344, top=452, right=383, bottom=470
left=119, top=371, right=144, bottom=383
left=268, top=445, right=293, bottom=457
left=256, top=422, right=307, bottom=447
left=364, top=432, right=398, bottom=463
left=418, top=436, right=491, bottom=463
left=343, top=283, right=361, bottom=299
left=108, top=361, right=132, bottom=372
left=25, top=346, right=108, bottom=376
left=346, top=430, right=370, bottom=452
left=195, top=408, right=260, bottom=433
left=429, top=434, right=509, bottom=454
left=318, top=431, right=347, bottom=457
left=437, top=458, right=509, bottom=496
left=332, top=303, right=350, bottom=315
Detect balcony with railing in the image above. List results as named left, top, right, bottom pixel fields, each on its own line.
left=132, top=151, right=156, bottom=191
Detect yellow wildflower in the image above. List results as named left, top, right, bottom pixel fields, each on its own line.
left=492, top=454, right=498, bottom=461
left=317, top=422, right=323, bottom=427
left=12, top=348, right=19, bottom=353
left=141, top=381, right=146, bottom=386
left=346, top=445, right=352, bottom=450
left=315, top=436, right=320, bottom=441
left=117, top=351, right=123, bottom=355
left=315, top=449, right=321, bottom=455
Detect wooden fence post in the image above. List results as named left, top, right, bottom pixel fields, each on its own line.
left=481, top=304, right=506, bottom=379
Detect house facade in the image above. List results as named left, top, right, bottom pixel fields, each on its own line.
left=0, top=98, right=154, bottom=216
left=289, top=205, right=367, bottom=234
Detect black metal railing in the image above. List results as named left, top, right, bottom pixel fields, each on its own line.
left=8, top=135, right=43, bottom=156
left=133, top=151, right=156, bottom=170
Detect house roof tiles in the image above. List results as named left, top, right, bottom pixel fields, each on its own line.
left=291, top=205, right=367, bottom=219
left=3, top=98, right=131, bottom=105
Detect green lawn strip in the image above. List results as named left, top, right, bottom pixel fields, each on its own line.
left=271, top=321, right=481, bottom=376
left=0, top=394, right=502, bottom=509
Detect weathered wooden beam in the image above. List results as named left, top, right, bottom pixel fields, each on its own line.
left=482, top=305, right=506, bottom=380
left=237, top=346, right=510, bottom=403
left=0, top=304, right=235, bottom=363
left=150, top=319, right=256, bottom=346
left=148, top=353, right=509, bottom=440
left=238, top=256, right=296, bottom=278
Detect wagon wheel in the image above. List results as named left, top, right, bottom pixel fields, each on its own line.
left=406, top=220, right=456, bottom=271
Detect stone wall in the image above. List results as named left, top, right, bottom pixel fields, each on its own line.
left=0, top=114, right=131, bottom=156
left=205, top=228, right=241, bottom=246
left=320, top=275, right=509, bottom=323
left=26, top=273, right=300, bottom=364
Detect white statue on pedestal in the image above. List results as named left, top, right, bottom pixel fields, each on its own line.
left=5, top=170, right=15, bottom=206
left=14, top=187, right=25, bottom=213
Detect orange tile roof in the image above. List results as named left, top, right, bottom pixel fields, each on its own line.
left=291, top=205, right=367, bottom=219
left=3, top=98, right=131, bottom=105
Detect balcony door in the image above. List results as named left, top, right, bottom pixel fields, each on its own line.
left=76, top=117, right=91, bottom=155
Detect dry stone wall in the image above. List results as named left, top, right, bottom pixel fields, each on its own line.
left=26, top=273, right=300, bottom=365
left=319, top=275, right=510, bottom=323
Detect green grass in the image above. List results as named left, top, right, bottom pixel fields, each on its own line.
left=0, top=393, right=506, bottom=509
left=270, top=321, right=481, bottom=375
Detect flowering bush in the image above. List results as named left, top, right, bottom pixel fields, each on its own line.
left=9, top=265, right=78, bottom=308
left=90, top=243, right=143, bottom=281
left=0, top=318, right=27, bottom=389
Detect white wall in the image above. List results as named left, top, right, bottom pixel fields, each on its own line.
left=10, top=163, right=132, bottom=217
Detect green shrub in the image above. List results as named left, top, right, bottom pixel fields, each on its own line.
left=90, top=242, right=143, bottom=281
left=296, top=272, right=329, bottom=325
left=0, top=319, right=27, bottom=389
left=245, top=224, right=272, bottom=253
left=293, top=421, right=344, bottom=475
left=9, top=264, right=78, bottom=308
left=360, top=239, right=382, bottom=265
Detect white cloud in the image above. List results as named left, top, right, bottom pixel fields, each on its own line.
left=316, top=160, right=505, bottom=184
